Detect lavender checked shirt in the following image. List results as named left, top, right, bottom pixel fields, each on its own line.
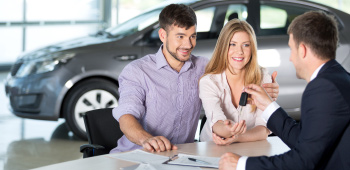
left=110, top=46, right=208, bottom=153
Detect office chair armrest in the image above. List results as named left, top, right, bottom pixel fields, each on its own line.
left=80, top=144, right=105, bottom=158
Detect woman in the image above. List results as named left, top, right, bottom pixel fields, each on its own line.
left=199, top=19, right=271, bottom=145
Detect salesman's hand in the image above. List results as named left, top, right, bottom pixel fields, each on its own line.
left=262, top=71, right=279, bottom=101
left=141, top=136, right=177, bottom=152
left=219, top=152, right=241, bottom=170
left=245, top=84, right=273, bottom=111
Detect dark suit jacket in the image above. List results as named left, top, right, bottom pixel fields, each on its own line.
left=247, top=59, right=350, bottom=170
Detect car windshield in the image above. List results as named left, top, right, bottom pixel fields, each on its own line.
left=105, top=0, right=198, bottom=38
left=106, top=9, right=161, bottom=38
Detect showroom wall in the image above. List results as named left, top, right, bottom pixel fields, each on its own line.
left=0, top=0, right=163, bottom=67
left=0, top=0, right=349, bottom=67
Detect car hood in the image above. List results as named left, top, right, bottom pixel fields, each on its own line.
left=18, top=35, right=117, bottom=61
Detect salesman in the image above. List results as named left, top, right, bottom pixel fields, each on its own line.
left=219, top=11, right=350, bottom=170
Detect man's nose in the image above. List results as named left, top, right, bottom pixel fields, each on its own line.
left=182, top=38, right=193, bottom=49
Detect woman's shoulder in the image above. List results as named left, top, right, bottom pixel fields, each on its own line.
left=200, top=72, right=225, bottom=87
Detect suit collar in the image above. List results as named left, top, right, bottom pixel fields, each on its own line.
left=317, top=59, right=339, bottom=76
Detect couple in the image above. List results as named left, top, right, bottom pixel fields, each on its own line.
left=112, top=3, right=350, bottom=170
left=110, top=3, right=277, bottom=153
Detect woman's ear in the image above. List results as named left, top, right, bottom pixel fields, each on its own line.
left=158, top=28, right=167, bottom=43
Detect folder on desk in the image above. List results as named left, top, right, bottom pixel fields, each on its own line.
left=163, top=153, right=219, bottom=169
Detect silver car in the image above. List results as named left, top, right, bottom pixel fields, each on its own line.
left=5, top=0, right=350, bottom=139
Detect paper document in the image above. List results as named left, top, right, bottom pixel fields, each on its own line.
left=164, top=153, right=220, bottom=168
left=108, top=149, right=169, bottom=164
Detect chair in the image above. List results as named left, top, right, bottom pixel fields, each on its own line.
left=79, top=108, right=123, bottom=158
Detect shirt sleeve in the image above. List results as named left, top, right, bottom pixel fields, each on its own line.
left=112, top=63, right=146, bottom=121
left=237, top=156, right=248, bottom=170
left=254, top=68, right=272, bottom=127
left=199, top=75, right=227, bottom=133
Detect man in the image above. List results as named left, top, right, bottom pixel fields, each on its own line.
left=219, top=11, right=350, bottom=170
left=110, top=4, right=279, bottom=153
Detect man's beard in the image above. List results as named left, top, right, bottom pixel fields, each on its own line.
left=166, top=40, right=192, bottom=62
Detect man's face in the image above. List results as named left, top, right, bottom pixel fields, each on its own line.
left=163, top=25, right=197, bottom=62
left=288, top=34, right=303, bottom=79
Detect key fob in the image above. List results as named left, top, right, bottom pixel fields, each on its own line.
left=239, top=92, right=248, bottom=106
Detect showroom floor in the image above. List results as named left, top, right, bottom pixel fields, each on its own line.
left=0, top=71, right=86, bottom=170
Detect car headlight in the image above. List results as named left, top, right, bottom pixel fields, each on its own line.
left=15, top=53, right=75, bottom=77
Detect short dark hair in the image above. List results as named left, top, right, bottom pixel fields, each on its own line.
left=159, top=4, right=197, bottom=31
left=288, top=11, right=338, bottom=60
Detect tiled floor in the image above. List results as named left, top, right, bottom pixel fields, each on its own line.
left=0, top=71, right=86, bottom=170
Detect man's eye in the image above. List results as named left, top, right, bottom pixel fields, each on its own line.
left=191, top=35, right=197, bottom=39
left=177, top=36, right=183, bottom=38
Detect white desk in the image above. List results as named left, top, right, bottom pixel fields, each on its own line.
left=32, top=136, right=290, bottom=170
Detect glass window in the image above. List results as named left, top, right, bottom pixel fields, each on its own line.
left=260, top=5, right=287, bottom=29
left=0, top=28, right=23, bottom=63
left=106, top=8, right=162, bottom=38
left=224, top=4, right=248, bottom=25
left=195, top=7, right=215, bottom=32
left=258, top=2, right=317, bottom=36
left=0, top=0, right=23, bottom=22
left=26, top=25, right=99, bottom=52
left=26, top=0, right=101, bottom=21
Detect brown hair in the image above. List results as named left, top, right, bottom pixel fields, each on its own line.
left=287, top=11, right=338, bottom=60
left=203, top=19, right=262, bottom=112
left=159, top=4, right=197, bottom=32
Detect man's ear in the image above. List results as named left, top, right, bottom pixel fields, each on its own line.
left=298, top=43, right=307, bottom=59
left=158, top=28, right=167, bottom=43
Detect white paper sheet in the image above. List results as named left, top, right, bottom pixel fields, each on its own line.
left=109, top=149, right=169, bottom=164
left=166, top=153, right=220, bottom=168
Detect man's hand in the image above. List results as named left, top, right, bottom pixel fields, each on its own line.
left=262, top=71, right=279, bottom=101
left=141, top=136, right=177, bottom=152
left=219, top=152, right=241, bottom=170
left=245, top=84, right=273, bottom=111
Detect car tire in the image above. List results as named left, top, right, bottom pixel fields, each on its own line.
left=63, top=78, right=119, bottom=140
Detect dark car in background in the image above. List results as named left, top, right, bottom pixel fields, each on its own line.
left=5, top=0, right=350, bottom=139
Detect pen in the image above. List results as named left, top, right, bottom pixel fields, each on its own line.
left=188, top=157, right=210, bottom=164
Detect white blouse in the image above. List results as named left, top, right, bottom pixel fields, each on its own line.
left=199, top=68, right=272, bottom=141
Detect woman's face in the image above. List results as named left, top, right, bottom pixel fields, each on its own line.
left=227, top=31, right=252, bottom=72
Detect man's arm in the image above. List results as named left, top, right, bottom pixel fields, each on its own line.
left=114, top=64, right=177, bottom=152
left=119, top=114, right=177, bottom=152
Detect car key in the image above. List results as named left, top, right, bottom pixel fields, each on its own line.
left=238, top=92, right=248, bottom=122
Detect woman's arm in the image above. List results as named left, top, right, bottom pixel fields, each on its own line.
left=212, top=125, right=269, bottom=145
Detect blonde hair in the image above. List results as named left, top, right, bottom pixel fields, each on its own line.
left=203, top=19, right=262, bottom=112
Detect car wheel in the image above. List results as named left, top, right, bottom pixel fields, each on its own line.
left=63, top=78, right=119, bottom=140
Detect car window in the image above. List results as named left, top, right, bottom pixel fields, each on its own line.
left=106, top=8, right=162, bottom=38
left=258, top=2, right=317, bottom=36
left=196, top=7, right=215, bottom=32
left=224, top=4, right=248, bottom=25
left=260, top=5, right=287, bottom=29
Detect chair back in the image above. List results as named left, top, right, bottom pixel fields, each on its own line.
left=83, top=108, right=123, bottom=155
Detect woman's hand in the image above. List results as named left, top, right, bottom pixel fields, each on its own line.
left=212, top=133, right=238, bottom=146
left=223, top=119, right=247, bottom=137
